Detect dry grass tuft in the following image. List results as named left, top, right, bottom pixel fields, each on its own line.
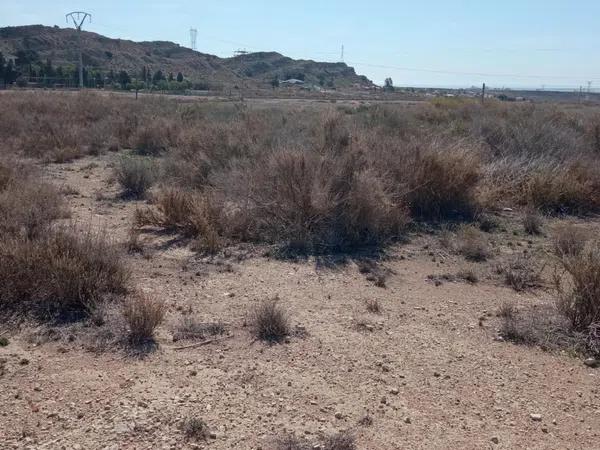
left=135, top=188, right=221, bottom=251
left=249, top=298, right=290, bottom=343
left=406, top=146, right=480, bottom=220
left=173, top=315, right=226, bottom=342
left=497, top=254, right=543, bottom=292
left=365, top=299, right=382, bottom=314
left=122, top=294, right=165, bottom=345
left=182, top=417, right=210, bottom=441
left=0, top=171, right=67, bottom=239
left=457, top=226, right=491, bottom=262
left=523, top=208, right=543, bottom=235
left=322, top=431, right=357, bottom=450
left=553, top=223, right=591, bottom=257
left=273, top=431, right=356, bottom=450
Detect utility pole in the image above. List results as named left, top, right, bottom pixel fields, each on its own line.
left=190, top=28, right=197, bottom=51
left=340, top=45, right=344, bottom=63
left=481, top=82, right=486, bottom=104
left=66, top=11, right=92, bottom=89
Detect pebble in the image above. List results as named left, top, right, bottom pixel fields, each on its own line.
left=390, top=388, right=399, bottom=395
left=530, top=414, right=542, bottom=422
left=491, top=436, right=499, bottom=444
left=584, top=358, right=599, bottom=368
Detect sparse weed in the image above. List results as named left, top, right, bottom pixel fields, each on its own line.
left=249, top=298, right=290, bottom=343
left=457, top=226, right=491, bottom=262
left=122, top=294, right=165, bottom=345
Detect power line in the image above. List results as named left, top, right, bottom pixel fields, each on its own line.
left=344, top=60, right=600, bottom=82
left=66, top=11, right=92, bottom=89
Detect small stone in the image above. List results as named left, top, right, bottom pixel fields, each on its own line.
left=491, top=437, right=499, bottom=444
left=530, top=414, right=542, bottom=422
left=404, top=417, right=411, bottom=424
left=334, top=412, right=344, bottom=420
left=541, top=427, right=548, bottom=433
left=390, top=388, right=399, bottom=395
left=433, top=371, right=441, bottom=378
left=584, top=358, right=599, bottom=368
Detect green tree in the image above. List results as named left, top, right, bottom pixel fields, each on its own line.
left=167, top=72, right=174, bottom=82
left=118, top=70, right=131, bottom=89
left=176, top=72, right=184, bottom=83
left=384, top=77, right=394, bottom=92
left=152, top=70, right=165, bottom=84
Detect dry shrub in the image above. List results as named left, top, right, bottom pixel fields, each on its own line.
left=0, top=176, right=66, bottom=238
left=457, top=226, right=491, bottom=262
left=135, top=188, right=221, bottom=250
left=0, top=229, right=129, bottom=320
left=115, top=156, right=157, bottom=199
left=50, top=146, right=83, bottom=163
left=173, top=316, right=225, bottom=342
left=125, top=227, right=145, bottom=255
left=524, top=163, right=600, bottom=214
left=553, top=223, right=591, bottom=257
left=228, top=148, right=409, bottom=253
left=498, top=304, right=586, bottom=353
left=497, top=254, right=542, bottom=291
left=182, top=417, right=210, bottom=441
left=274, top=434, right=310, bottom=450
left=365, top=299, right=382, bottom=314
left=522, top=208, right=543, bottom=235
left=273, top=431, right=355, bottom=450
left=457, top=269, right=479, bottom=283
left=322, top=113, right=351, bottom=151
left=322, top=431, right=356, bottom=450
left=405, top=146, right=480, bottom=220
left=122, top=293, right=165, bottom=345
left=133, top=124, right=170, bottom=156
left=556, top=240, right=600, bottom=331
left=249, top=298, right=290, bottom=343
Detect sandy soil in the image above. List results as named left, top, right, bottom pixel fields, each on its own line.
left=1, top=153, right=600, bottom=450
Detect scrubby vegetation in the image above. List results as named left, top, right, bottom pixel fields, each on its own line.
left=2, top=92, right=600, bottom=255
left=500, top=227, right=600, bottom=357
left=0, top=161, right=129, bottom=321
left=115, top=156, right=157, bottom=199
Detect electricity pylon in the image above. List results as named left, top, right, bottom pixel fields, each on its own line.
left=66, top=11, right=92, bottom=88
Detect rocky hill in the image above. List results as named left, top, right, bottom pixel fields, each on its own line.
left=0, top=25, right=372, bottom=89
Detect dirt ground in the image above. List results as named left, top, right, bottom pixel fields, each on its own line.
left=2, top=153, right=600, bottom=450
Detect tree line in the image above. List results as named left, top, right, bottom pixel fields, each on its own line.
left=0, top=50, right=210, bottom=91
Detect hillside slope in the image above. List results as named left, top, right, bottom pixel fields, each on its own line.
left=0, top=25, right=372, bottom=88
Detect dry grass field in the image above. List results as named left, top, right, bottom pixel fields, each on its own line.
left=1, top=90, right=600, bottom=449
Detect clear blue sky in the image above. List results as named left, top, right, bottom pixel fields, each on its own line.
left=3, top=1, right=600, bottom=89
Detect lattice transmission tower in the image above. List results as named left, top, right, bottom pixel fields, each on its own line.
left=66, top=11, right=92, bottom=88
left=190, top=28, right=198, bottom=51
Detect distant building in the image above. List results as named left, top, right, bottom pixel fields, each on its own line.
left=279, top=79, right=305, bottom=86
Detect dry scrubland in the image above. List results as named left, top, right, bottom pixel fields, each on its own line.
left=1, top=91, right=600, bottom=449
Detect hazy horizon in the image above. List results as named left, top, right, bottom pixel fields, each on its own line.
left=3, top=1, right=600, bottom=90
